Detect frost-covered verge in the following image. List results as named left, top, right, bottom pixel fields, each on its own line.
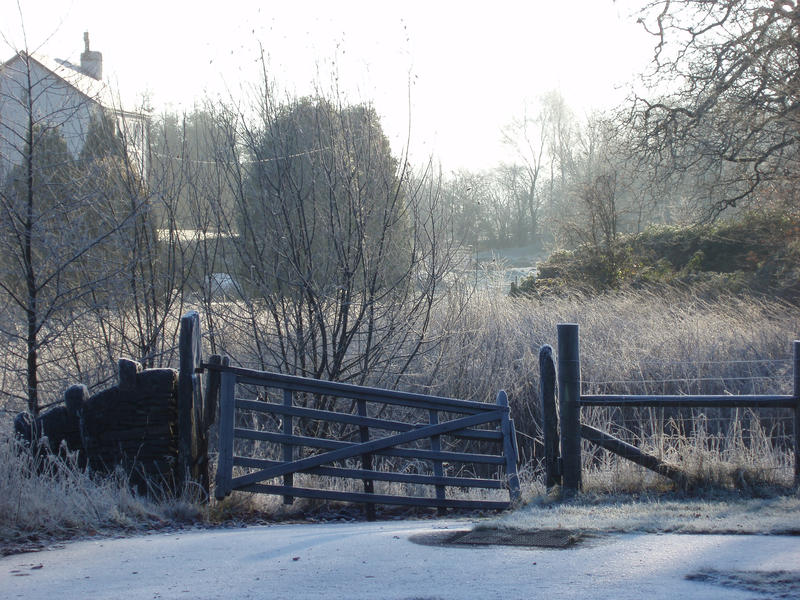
left=486, top=491, right=800, bottom=535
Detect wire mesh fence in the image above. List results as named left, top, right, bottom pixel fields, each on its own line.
left=579, top=358, right=796, bottom=490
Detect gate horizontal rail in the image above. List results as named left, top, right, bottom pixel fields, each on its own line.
left=207, top=362, right=521, bottom=514
left=234, top=398, right=504, bottom=441
left=233, top=427, right=507, bottom=464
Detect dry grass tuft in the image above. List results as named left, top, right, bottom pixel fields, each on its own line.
left=0, top=433, right=202, bottom=548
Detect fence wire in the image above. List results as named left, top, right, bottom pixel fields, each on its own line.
left=579, top=360, right=796, bottom=490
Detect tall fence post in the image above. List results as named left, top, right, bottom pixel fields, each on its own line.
left=178, top=310, right=205, bottom=495
left=539, top=344, right=560, bottom=489
left=794, top=340, right=800, bottom=487
left=557, top=323, right=582, bottom=494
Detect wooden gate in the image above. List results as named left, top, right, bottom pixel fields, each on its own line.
left=207, top=362, right=521, bottom=514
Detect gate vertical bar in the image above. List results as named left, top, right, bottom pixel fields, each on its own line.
left=357, top=399, right=376, bottom=520
left=497, top=390, right=521, bottom=502
left=429, top=409, right=447, bottom=515
left=214, top=371, right=236, bottom=500
left=558, top=323, right=582, bottom=494
left=539, top=344, right=560, bottom=488
left=282, top=389, right=294, bottom=504
left=793, top=340, right=800, bottom=487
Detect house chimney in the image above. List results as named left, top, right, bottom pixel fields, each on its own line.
left=80, top=32, right=102, bottom=80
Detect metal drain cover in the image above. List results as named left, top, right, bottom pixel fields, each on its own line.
left=451, top=529, right=581, bottom=548
left=409, top=529, right=583, bottom=548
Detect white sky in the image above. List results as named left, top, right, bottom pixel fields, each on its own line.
left=0, top=0, right=653, bottom=171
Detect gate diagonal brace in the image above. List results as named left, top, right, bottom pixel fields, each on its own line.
left=231, top=410, right=506, bottom=489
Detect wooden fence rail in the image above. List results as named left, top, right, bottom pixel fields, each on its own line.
left=540, top=323, right=800, bottom=493
left=207, top=362, right=521, bottom=516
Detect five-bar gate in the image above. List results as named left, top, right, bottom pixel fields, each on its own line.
left=207, top=362, right=521, bottom=515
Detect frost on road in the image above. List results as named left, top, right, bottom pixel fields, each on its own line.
left=2, top=520, right=799, bottom=600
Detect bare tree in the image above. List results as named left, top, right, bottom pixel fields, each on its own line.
left=552, top=112, right=649, bottom=286
left=501, top=91, right=579, bottom=247
left=633, top=0, right=800, bottom=217
left=439, top=169, right=491, bottom=249
left=501, top=100, right=547, bottom=245
left=204, top=73, right=465, bottom=392
left=0, top=44, right=134, bottom=415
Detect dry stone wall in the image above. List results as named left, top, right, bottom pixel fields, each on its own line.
left=14, top=359, right=180, bottom=493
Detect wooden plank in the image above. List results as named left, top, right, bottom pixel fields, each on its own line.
left=497, top=390, right=521, bottom=503
left=201, top=364, right=499, bottom=413
left=580, top=394, right=796, bottom=408
left=234, top=399, right=503, bottom=441
left=429, top=409, right=446, bottom=515
left=581, top=424, right=687, bottom=487
left=239, top=483, right=511, bottom=511
left=539, top=344, right=560, bottom=488
left=357, top=399, right=376, bottom=521
left=233, top=428, right=507, bottom=465
left=557, top=323, right=582, bottom=494
left=214, top=371, right=236, bottom=500
left=282, top=389, right=294, bottom=505
left=231, top=410, right=506, bottom=488
left=232, top=456, right=506, bottom=488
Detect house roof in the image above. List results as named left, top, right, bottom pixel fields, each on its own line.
left=0, top=50, right=123, bottom=113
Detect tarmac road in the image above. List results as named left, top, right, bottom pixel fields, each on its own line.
left=2, top=519, right=799, bottom=599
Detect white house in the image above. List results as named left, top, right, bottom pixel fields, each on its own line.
left=0, top=32, right=147, bottom=178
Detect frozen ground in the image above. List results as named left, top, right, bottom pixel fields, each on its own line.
left=2, top=519, right=799, bottom=600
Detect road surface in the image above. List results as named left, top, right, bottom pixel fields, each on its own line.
left=2, top=520, right=799, bottom=599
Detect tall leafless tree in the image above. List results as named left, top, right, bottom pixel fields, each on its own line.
left=633, top=0, right=800, bottom=217
left=205, top=73, right=466, bottom=391
left=0, top=45, right=135, bottom=415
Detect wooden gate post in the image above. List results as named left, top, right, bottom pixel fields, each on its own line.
left=178, top=310, right=205, bottom=495
left=557, top=323, right=582, bottom=494
left=497, top=390, right=521, bottom=502
left=539, top=344, right=560, bottom=489
left=793, top=340, right=800, bottom=487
